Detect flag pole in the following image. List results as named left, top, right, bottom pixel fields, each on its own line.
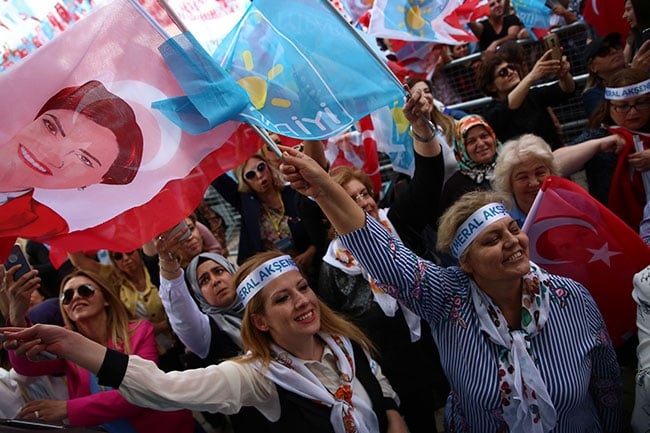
left=157, top=0, right=188, bottom=32
left=250, top=124, right=284, bottom=159
left=320, top=0, right=408, bottom=97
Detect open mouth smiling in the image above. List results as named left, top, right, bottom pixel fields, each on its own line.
left=19, top=144, right=53, bottom=175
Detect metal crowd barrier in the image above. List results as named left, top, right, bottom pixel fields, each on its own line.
left=438, top=21, right=591, bottom=104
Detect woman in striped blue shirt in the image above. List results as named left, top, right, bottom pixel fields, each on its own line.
left=277, top=117, right=626, bottom=433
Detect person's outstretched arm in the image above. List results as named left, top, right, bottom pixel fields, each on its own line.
left=2, top=324, right=107, bottom=374
left=554, top=134, right=624, bottom=176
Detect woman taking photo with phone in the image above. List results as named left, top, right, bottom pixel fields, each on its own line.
left=477, top=49, right=575, bottom=150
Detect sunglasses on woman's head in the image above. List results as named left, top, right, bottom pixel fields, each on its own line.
left=112, top=250, right=136, bottom=261
left=60, top=283, right=96, bottom=305
left=244, top=161, right=267, bottom=180
left=496, top=64, right=517, bottom=78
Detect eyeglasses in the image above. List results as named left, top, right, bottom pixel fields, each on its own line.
left=60, top=283, right=97, bottom=305
left=243, top=161, right=267, bottom=180
left=353, top=191, right=371, bottom=203
left=495, top=64, right=516, bottom=78
left=610, top=98, right=650, bottom=113
left=112, top=250, right=136, bottom=261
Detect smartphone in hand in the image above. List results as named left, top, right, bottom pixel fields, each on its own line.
left=4, top=244, right=32, bottom=281
left=543, top=33, right=562, bottom=60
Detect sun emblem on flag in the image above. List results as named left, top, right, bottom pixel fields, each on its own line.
left=396, top=0, right=433, bottom=37
left=236, top=51, right=291, bottom=111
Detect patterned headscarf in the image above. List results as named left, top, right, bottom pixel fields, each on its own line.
left=453, top=115, right=501, bottom=184
left=470, top=262, right=557, bottom=432
left=187, top=252, right=244, bottom=348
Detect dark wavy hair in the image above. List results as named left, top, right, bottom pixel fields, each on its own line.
left=476, top=53, right=509, bottom=98
left=37, top=80, right=144, bottom=185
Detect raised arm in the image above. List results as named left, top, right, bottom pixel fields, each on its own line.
left=508, top=50, right=564, bottom=109
left=281, top=89, right=438, bottom=235
left=468, top=20, right=484, bottom=38
left=281, top=147, right=364, bottom=235
left=3, top=266, right=41, bottom=327
left=554, top=134, right=624, bottom=176
left=302, top=139, right=329, bottom=170
left=158, top=272, right=212, bottom=358
left=68, top=251, right=102, bottom=274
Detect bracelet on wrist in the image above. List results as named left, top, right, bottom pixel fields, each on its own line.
left=410, top=125, right=436, bottom=142
left=160, top=265, right=181, bottom=274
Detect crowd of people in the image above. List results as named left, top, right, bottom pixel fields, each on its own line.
left=2, top=0, right=650, bottom=432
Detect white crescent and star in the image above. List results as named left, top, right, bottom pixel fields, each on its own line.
left=587, top=242, right=622, bottom=266
left=527, top=217, right=621, bottom=266
left=591, top=0, right=599, bottom=15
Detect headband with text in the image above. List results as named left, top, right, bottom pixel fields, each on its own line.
left=450, top=202, right=510, bottom=258
left=236, top=255, right=299, bottom=306
left=604, top=79, right=650, bottom=101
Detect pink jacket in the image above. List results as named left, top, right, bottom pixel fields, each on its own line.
left=10, top=320, right=194, bottom=433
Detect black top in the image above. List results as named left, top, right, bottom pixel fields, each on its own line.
left=478, top=14, right=522, bottom=51
left=484, top=82, right=573, bottom=150
left=439, top=171, right=492, bottom=217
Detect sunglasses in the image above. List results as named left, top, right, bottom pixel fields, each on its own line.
left=60, top=283, right=96, bottom=305
left=112, top=250, right=136, bottom=261
left=496, top=63, right=517, bottom=78
left=244, top=161, right=267, bottom=180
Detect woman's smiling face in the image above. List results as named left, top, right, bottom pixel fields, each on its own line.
left=3, top=109, right=118, bottom=191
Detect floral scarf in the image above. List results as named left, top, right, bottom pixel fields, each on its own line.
left=470, top=262, right=557, bottom=432
left=452, top=115, right=501, bottom=184
left=258, top=333, right=379, bottom=433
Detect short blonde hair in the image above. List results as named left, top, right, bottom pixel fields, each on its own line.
left=491, top=134, right=558, bottom=194
left=233, top=153, right=284, bottom=194
left=329, top=166, right=375, bottom=196
left=437, top=191, right=512, bottom=261
left=60, top=270, right=136, bottom=354
left=234, top=251, right=375, bottom=366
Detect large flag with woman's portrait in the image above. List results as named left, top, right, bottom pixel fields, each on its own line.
left=0, top=0, right=262, bottom=265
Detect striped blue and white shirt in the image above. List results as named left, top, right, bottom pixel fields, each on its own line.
left=340, top=215, right=625, bottom=433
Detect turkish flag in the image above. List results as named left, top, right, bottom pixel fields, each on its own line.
left=583, top=0, right=629, bottom=40
left=523, top=176, right=650, bottom=347
left=326, top=116, right=382, bottom=196
left=452, top=0, right=490, bottom=22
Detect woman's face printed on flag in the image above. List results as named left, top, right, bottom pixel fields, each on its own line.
left=3, top=108, right=119, bottom=191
